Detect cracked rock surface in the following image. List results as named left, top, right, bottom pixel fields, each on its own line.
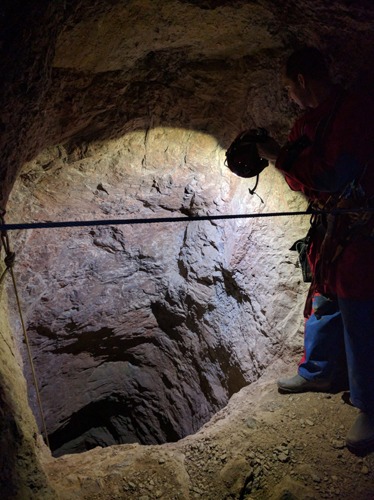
left=7, top=130, right=307, bottom=456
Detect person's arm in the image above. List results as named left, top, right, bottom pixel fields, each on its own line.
left=277, top=96, right=365, bottom=194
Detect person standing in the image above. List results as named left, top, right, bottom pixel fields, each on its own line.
left=257, top=46, right=374, bottom=453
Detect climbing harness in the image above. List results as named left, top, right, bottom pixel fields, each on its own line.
left=0, top=211, right=50, bottom=448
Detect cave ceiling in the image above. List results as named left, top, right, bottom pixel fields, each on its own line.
left=1, top=0, right=374, bottom=208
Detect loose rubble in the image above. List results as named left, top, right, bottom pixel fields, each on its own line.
left=45, top=360, right=374, bottom=499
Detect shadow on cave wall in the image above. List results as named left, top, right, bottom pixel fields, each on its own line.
left=48, top=396, right=182, bottom=457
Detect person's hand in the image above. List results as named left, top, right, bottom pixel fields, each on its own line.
left=257, top=137, right=281, bottom=162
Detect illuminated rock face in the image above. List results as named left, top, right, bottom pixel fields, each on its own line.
left=8, top=130, right=307, bottom=456
left=1, top=0, right=374, bottom=496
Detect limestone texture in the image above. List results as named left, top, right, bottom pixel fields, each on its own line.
left=7, top=129, right=308, bottom=456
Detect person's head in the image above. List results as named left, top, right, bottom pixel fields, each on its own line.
left=284, top=46, right=331, bottom=109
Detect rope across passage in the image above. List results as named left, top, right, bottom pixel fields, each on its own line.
left=1, top=206, right=374, bottom=232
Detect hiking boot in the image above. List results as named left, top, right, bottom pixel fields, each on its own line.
left=277, top=374, right=331, bottom=394
left=346, top=412, right=374, bottom=453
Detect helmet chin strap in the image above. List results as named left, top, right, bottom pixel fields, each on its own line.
left=248, top=174, right=264, bottom=203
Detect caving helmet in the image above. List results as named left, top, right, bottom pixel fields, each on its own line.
left=225, top=128, right=269, bottom=178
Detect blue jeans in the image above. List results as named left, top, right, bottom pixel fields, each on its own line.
left=298, top=294, right=374, bottom=413
left=298, top=294, right=347, bottom=383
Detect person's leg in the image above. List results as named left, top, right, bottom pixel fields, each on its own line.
left=338, top=297, right=374, bottom=451
left=338, top=297, right=374, bottom=411
left=278, top=294, right=347, bottom=393
left=299, top=294, right=347, bottom=382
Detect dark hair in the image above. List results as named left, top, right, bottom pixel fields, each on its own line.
left=286, top=46, right=330, bottom=82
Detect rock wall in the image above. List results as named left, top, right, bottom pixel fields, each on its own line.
left=7, top=128, right=309, bottom=457
left=0, top=270, right=55, bottom=498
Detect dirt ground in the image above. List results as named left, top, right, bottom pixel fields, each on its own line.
left=45, top=357, right=374, bottom=500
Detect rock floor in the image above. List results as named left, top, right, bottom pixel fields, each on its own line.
left=45, top=358, right=374, bottom=500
